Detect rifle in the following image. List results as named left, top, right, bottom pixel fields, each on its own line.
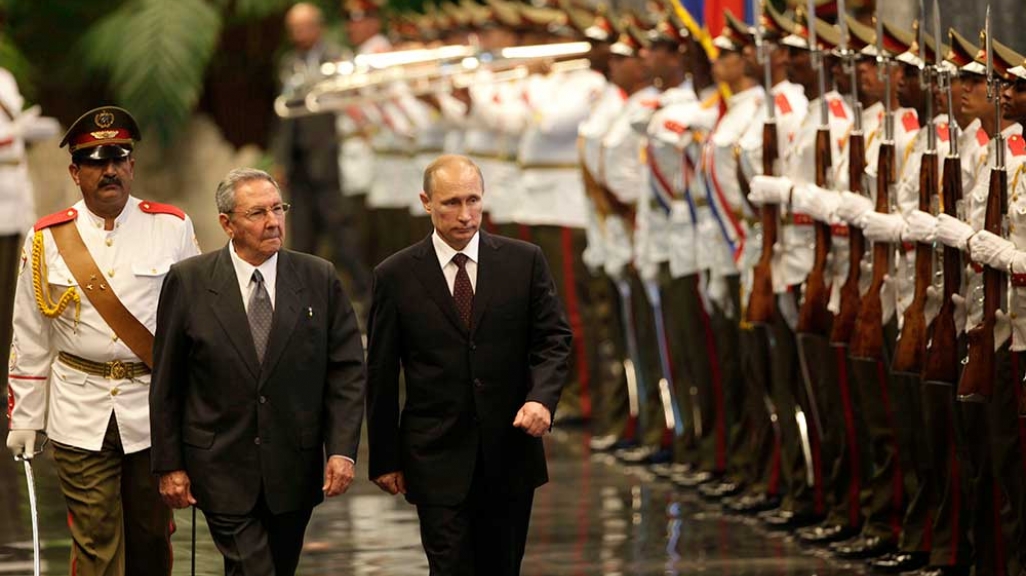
left=893, top=8, right=938, bottom=374
left=958, top=9, right=1004, bottom=402
left=796, top=9, right=834, bottom=337
left=830, top=13, right=867, bottom=346
left=746, top=2, right=779, bottom=325
left=850, top=15, right=896, bottom=361
left=921, top=32, right=963, bottom=384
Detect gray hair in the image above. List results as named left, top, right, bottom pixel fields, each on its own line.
left=422, top=154, right=484, bottom=198
left=215, top=168, right=280, bottom=214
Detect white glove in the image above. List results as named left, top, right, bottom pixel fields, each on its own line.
left=904, top=210, right=938, bottom=243
left=748, top=175, right=793, bottom=206
left=862, top=212, right=907, bottom=243
left=968, top=230, right=1017, bottom=271
left=6, top=430, right=37, bottom=459
left=791, top=183, right=841, bottom=222
left=836, top=191, right=874, bottom=224
left=952, top=293, right=967, bottom=335
left=936, top=214, right=975, bottom=251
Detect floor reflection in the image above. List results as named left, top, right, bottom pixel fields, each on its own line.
left=0, top=429, right=868, bottom=575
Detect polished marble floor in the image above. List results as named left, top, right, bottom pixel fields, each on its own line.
left=0, top=429, right=870, bottom=575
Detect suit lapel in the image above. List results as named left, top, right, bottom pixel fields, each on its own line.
left=259, top=251, right=302, bottom=387
left=470, top=232, right=500, bottom=338
left=209, top=247, right=260, bottom=378
left=412, top=235, right=469, bottom=335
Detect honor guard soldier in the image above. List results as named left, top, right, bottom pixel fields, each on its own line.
left=6, top=106, right=200, bottom=576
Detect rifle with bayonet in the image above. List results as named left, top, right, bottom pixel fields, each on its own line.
left=746, top=1, right=779, bottom=325
left=797, top=8, right=834, bottom=337
left=922, top=26, right=963, bottom=385
left=850, top=14, right=896, bottom=360
left=958, top=10, right=1004, bottom=402
left=830, top=12, right=867, bottom=347
left=894, top=8, right=939, bottom=374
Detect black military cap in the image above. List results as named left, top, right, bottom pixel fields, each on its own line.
left=59, top=106, right=141, bottom=162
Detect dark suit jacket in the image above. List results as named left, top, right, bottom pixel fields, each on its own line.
left=150, top=247, right=366, bottom=515
left=365, top=232, right=573, bottom=506
left=272, top=42, right=343, bottom=188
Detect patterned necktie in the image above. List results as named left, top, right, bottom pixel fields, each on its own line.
left=451, top=253, right=473, bottom=329
left=248, top=269, right=273, bottom=363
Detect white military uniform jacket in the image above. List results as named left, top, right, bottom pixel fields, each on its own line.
left=579, top=83, right=626, bottom=272
left=515, top=67, right=605, bottom=229
left=337, top=34, right=393, bottom=197
left=8, top=197, right=200, bottom=453
left=599, top=85, right=660, bottom=278
left=368, top=88, right=419, bottom=210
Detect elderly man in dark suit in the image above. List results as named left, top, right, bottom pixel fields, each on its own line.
left=273, top=2, right=370, bottom=304
left=149, top=168, right=366, bottom=576
left=365, top=154, right=573, bottom=575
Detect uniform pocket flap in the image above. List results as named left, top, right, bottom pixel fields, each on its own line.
left=52, top=360, right=88, bottom=386
left=131, top=260, right=172, bottom=277
left=183, top=427, right=215, bottom=449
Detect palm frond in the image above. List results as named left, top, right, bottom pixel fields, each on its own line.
left=80, top=0, right=222, bottom=146
left=232, top=0, right=294, bottom=19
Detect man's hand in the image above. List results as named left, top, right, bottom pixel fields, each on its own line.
left=323, top=456, right=355, bottom=497
left=159, top=470, right=197, bottom=509
left=372, top=471, right=406, bottom=495
left=513, top=401, right=551, bottom=437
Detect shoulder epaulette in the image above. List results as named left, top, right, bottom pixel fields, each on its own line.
left=139, top=201, right=185, bottom=220
left=937, top=122, right=950, bottom=143
left=977, top=128, right=990, bottom=147
left=775, top=93, right=793, bottom=115
left=901, top=110, right=919, bottom=133
left=34, top=208, right=77, bottom=232
left=1008, top=134, right=1026, bottom=157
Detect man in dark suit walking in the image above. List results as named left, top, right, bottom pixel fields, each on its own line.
left=365, top=155, right=573, bottom=575
left=149, top=168, right=366, bottom=576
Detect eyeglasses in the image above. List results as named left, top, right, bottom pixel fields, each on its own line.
left=228, top=203, right=291, bottom=222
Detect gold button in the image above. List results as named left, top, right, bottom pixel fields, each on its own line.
left=143, top=203, right=150, bottom=209
left=66, top=210, right=74, bottom=217
left=105, top=238, right=113, bottom=247
left=67, top=278, right=73, bottom=284
left=107, top=269, right=114, bottom=278
left=1012, top=312, right=1019, bottom=320
left=110, top=388, right=119, bottom=397
left=151, top=268, right=156, bottom=273
left=112, top=334, right=118, bottom=342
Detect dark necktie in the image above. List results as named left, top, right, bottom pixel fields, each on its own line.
left=248, top=270, right=273, bottom=363
left=451, top=253, right=473, bottom=329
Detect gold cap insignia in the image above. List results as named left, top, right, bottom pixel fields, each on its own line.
left=94, top=110, right=115, bottom=128
left=90, top=130, right=119, bottom=140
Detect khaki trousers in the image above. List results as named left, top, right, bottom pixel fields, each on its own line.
left=52, top=415, right=173, bottom=576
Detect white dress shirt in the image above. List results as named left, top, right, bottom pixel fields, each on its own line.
left=432, top=230, right=479, bottom=294
left=228, top=242, right=278, bottom=312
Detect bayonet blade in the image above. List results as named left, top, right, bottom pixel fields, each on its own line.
left=932, top=0, right=941, bottom=68
left=985, top=6, right=993, bottom=86
left=838, top=0, right=849, bottom=54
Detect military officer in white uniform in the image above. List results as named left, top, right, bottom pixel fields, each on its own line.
left=6, top=107, right=200, bottom=576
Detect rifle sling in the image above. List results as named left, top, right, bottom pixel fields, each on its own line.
left=49, top=222, right=154, bottom=367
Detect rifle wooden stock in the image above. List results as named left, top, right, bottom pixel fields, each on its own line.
left=746, top=120, right=780, bottom=324
left=850, top=141, right=895, bottom=360
left=830, top=132, right=867, bottom=345
left=580, top=152, right=637, bottom=224
left=797, top=127, right=834, bottom=335
left=893, top=151, right=939, bottom=373
left=957, top=166, right=1007, bottom=401
left=922, top=155, right=964, bottom=384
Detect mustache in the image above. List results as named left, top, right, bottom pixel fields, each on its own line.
left=99, top=176, right=122, bottom=187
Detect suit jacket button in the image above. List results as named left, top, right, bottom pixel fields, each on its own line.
left=259, top=395, right=267, bottom=404
left=474, top=378, right=483, bottom=388
left=469, top=341, right=476, bottom=351
left=254, top=437, right=261, bottom=445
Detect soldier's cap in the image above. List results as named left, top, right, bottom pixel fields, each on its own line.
left=519, top=4, right=574, bottom=36
left=724, top=9, right=754, bottom=45
left=992, top=38, right=1026, bottom=81
left=440, top=0, right=473, bottom=29
left=948, top=28, right=980, bottom=74
left=761, top=1, right=795, bottom=42
left=1008, top=60, right=1026, bottom=82
left=784, top=0, right=839, bottom=24
left=343, top=0, right=383, bottom=21
left=484, top=0, right=524, bottom=29
left=781, top=6, right=815, bottom=50
left=60, top=106, right=140, bottom=162
left=647, top=14, right=689, bottom=47
left=845, top=14, right=874, bottom=53
left=610, top=16, right=645, bottom=56
left=813, top=18, right=843, bottom=53
left=858, top=19, right=913, bottom=59
left=896, top=23, right=949, bottom=69
left=713, top=9, right=752, bottom=53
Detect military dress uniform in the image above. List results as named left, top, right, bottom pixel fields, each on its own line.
left=579, top=81, right=631, bottom=446
left=516, top=65, right=606, bottom=422
left=366, top=88, right=418, bottom=266
left=7, top=106, right=200, bottom=576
